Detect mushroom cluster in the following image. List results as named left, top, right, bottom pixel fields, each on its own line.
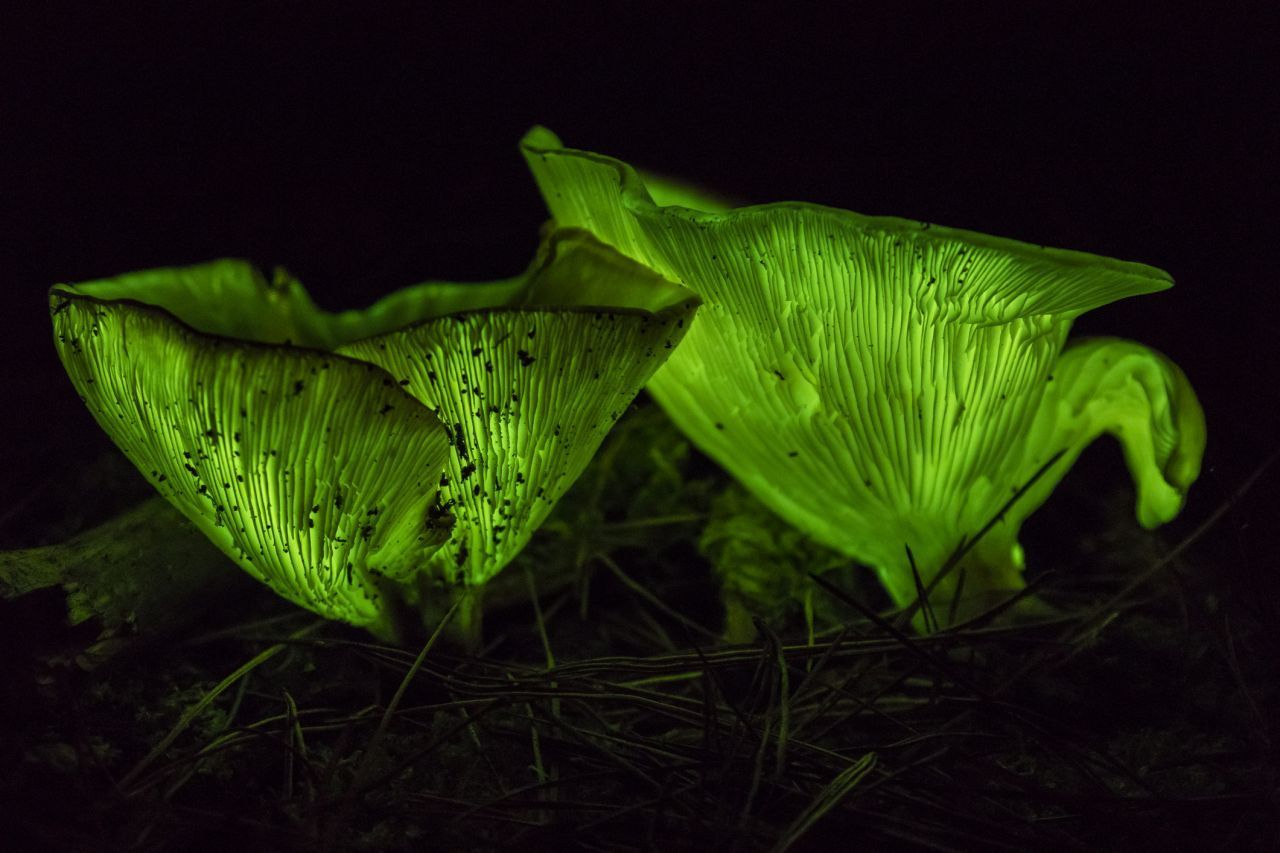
left=47, top=130, right=1206, bottom=639
left=51, top=230, right=697, bottom=637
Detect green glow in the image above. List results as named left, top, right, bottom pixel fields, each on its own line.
left=51, top=262, right=452, bottom=633
left=337, top=230, right=699, bottom=588
left=521, top=127, right=1206, bottom=624
left=51, top=232, right=697, bottom=631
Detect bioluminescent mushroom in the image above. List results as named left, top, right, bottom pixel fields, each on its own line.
left=335, top=229, right=699, bottom=630
left=51, top=230, right=697, bottom=639
left=51, top=260, right=454, bottom=637
left=521, top=127, right=1206, bottom=627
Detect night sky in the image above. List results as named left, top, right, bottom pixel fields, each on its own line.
left=2, top=5, right=1275, bottom=546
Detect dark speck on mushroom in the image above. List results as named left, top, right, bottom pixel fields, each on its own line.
left=453, top=424, right=469, bottom=458
left=517, top=350, right=536, bottom=367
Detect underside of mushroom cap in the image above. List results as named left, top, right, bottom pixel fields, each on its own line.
left=520, top=128, right=1203, bottom=624
left=51, top=231, right=700, bottom=629
left=51, top=263, right=453, bottom=632
left=337, top=229, right=700, bottom=587
left=520, top=126, right=1173, bottom=324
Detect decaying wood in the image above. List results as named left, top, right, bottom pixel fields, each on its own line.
left=1, top=496, right=584, bottom=661
left=0, top=497, right=251, bottom=665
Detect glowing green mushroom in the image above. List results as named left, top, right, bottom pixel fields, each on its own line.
left=336, top=229, right=699, bottom=619
left=51, top=231, right=698, bottom=639
left=521, top=127, right=1206, bottom=626
left=50, top=260, right=454, bottom=637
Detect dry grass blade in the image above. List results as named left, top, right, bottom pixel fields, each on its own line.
left=895, top=449, right=1068, bottom=632
left=117, top=619, right=322, bottom=794
left=769, top=751, right=877, bottom=853
left=598, top=552, right=719, bottom=640
left=320, top=595, right=461, bottom=850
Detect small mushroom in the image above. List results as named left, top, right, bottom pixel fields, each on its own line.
left=521, top=127, right=1206, bottom=627
left=336, top=229, right=699, bottom=622
left=51, top=260, right=454, bottom=637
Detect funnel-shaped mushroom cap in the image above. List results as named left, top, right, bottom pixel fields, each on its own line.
left=521, top=128, right=1205, bottom=622
left=51, top=261, right=453, bottom=632
left=337, top=229, right=700, bottom=587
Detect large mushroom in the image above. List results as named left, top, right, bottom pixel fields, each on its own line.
left=521, top=127, right=1206, bottom=628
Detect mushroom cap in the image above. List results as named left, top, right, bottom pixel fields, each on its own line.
left=52, top=230, right=699, bottom=620
left=521, top=128, right=1200, bottom=617
left=337, top=229, right=700, bottom=587
left=520, top=126, right=1171, bottom=324
left=51, top=260, right=453, bottom=630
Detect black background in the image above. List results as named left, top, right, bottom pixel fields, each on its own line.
left=1, top=3, right=1276, bottom=537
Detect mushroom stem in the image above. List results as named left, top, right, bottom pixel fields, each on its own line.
left=450, top=586, right=485, bottom=652
left=412, top=581, right=487, bottom=651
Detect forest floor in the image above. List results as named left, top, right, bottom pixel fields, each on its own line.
left=1, top=402, right=1276, bottom=852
